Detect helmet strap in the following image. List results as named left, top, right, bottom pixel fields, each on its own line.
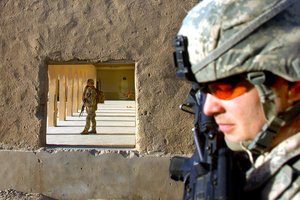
left=247, top=72, right=277, bottom=119
left=245, top=72, right=300, bottom=154
left=247, top=102, right=300, bottom=154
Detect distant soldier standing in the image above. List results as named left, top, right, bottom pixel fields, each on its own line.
left=81, top=79, right=97, bottom=134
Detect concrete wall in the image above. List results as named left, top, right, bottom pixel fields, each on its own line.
left=0, top=149, right=183, bottom=200
left=0, top=0, right=196, bottom=153
left=0, top=0, right=197, bottom=199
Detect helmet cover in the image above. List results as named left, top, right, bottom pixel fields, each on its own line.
left=178, top=0, right=300, bottom=83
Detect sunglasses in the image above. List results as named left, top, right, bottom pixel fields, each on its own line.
left=200, top=76, right=254, bottom=100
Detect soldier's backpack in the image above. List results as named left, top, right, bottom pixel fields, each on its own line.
left=96, top=80, right=105, bottom=103
left=96, top=89, right=105, bottom=103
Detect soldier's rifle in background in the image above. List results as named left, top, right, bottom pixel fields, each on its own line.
left=79, top=100, right=85, bottom=117
left=79, top=91, right=92, bottom=117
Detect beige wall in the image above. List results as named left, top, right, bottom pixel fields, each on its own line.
left=0, top=0, right=197, bottom=198
left=97, top=67, right=135, bottom=100
left=0, top=150, right=184, bottom=200
left=0, top=0, right=196, bottom=153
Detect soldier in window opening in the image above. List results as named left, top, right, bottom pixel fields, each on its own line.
left=81, top=79, right=97, bottom=134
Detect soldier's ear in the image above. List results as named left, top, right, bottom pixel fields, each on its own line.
left=288, top=82, right=300, bottom=104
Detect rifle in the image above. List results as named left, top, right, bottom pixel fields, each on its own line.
left=79, top=99, right=86, bottom=117
left=79, top=89, right=92, bottom=117
left=169, top=85, right=248, bottom=200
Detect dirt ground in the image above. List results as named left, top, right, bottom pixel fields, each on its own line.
left=0, top=189, right=55, bottom=200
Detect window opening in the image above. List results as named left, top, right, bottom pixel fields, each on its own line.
left=47, top=63, right=136, bottom=148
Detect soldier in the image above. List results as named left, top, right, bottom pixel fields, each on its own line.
left=81, top=79, right=97, bottom=134
left=176, top=0, right=300, bottom=199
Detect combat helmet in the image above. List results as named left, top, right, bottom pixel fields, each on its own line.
left=175, top=0, right=300, bottom=154
left=87, top=79, right=95, bottom=85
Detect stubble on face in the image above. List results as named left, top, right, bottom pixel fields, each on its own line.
left=214, top=87, right=267, bottom=142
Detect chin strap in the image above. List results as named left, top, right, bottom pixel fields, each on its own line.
left=245, top=72, right=300, bottom=154
left=248, top=101, right=300, bottom=154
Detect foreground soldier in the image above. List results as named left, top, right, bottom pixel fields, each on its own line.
left=81, top=79, right=98, bottom=134
left=176, top=0, right=300, bottom=199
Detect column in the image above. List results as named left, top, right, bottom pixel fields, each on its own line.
left=66, top=72, right=73, bottom=116
left=77, top=72, right=83, bottom=112
left=58, top=73, right=66, bottom=121
left=72, top=73, right=79, bottom=113
left=48, top=71, right=58, bottom=127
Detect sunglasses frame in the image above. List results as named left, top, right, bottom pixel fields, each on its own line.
left=199, top=75, right=254, bottom=100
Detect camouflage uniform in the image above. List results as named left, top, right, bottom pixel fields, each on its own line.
left=82, top=84, right=98, bottom=134
left=178, top=0, right=300, bottom=83
left=176, top=0, right=300, bottom=199
left=245, top=132, right=300, bottom=199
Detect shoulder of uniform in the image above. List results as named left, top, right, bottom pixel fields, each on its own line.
left=261, top=160, right=300, bottom=199
left=245, top=154, right=300, bottom=199
left=245, top=151, right=300, bottom=190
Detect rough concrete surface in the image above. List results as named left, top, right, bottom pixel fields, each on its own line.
left=0, top=189, right=54, bottom=200
left=0, top=0, right=198, bottom=199
left=0, top=149, right=184, bottom=200
left=0, top=0, right=196, bottom=153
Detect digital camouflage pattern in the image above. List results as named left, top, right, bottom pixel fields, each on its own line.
left=177, top=0, right=300, bottom=199
left=82, top=83, right=98, bottom=133
left=245, top=132, right=300, bottom=199
left=84, top=86, right=98, bottom=108
left=178, top=0, right=300, bottom=83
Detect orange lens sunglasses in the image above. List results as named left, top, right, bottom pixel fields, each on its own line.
left=201, top=77, right=253, bottom=100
